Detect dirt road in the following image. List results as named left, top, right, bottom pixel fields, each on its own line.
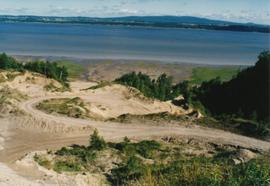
left=0, top=93, right=270, bottom=186
left=17, top=95, right=270, bottom=152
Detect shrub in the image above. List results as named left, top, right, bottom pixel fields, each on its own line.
left=113, top=140, right=161, bottom=159
left=111, top=155, right=145, bottom=185
left=55, top=145, right=96, bottom=163
left=89, top=129, right=107, bottom=151
left=136, top=140, right=161, bottom=158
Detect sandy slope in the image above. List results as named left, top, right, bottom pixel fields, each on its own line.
left=0, top=163, right=47, bottom=186
left=0, top=74, right=270, bottom=186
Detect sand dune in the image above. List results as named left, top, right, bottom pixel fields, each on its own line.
left=0, top=71, right=269, bottom=186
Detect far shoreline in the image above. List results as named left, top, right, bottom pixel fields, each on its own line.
left=11, top=54, right=250, bottom=67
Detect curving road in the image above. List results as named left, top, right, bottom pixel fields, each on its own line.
left=16, top=95, right=270, bottom=153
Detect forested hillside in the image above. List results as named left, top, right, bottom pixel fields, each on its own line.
left=193, top=51, right=269, bottom=121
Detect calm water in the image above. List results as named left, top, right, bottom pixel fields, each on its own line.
left=0, top=22, right=269, bottom=65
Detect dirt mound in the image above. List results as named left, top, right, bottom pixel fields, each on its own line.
left=80, top=84, right=189, bottom=119
left=0, top=86, right=27, bottom=117
left=1, top=71, right=63, bottom=97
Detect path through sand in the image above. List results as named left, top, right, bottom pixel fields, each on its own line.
left=0, top=80, right=270, bottom=185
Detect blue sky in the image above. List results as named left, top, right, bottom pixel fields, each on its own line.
left=0, top=0, right=269, bottom=24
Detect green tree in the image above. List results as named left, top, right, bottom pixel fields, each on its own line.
left=89, top=129, right=107, bottom=151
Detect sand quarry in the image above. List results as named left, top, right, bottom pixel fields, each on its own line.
left=0, top=71, right=269, bottom=185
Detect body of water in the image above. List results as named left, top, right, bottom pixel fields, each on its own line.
left=0, top=22, right=269, bottom=65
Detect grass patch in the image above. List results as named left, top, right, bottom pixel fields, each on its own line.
left=0, top=86, right=27, bottom=101
left=54, top=160, right=82, bottom=173
left=190, top=67, right=240, bottom=84
left=43, top=82, right=70, bottom=92
left=131, top=156, right=270, bottom=186
left=34, top=154, right=52, bottom=169
left=56, top=60, right=84, bottom=79
left=0, top=75, right=6, bottom=83
left=37, top=97, right=90, bottom=119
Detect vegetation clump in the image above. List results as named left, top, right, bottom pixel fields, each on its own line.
left=37, top=97, right=90, bottom=119
left=33, top=154, right=51, bottom=169
left=89, top=129, right=107, bottom=151
left=115, top=72, right=179, bottom=101
left=112, top=139, right=161, bottom=159
left=34, top=132, right=270, bottom=186
left=34, top=130, right=109, bottom=173
left=43, top=82, right=70, bottom=92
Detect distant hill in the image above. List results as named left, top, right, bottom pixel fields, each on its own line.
left=102, top=16, right=236, bottom=25
left=0, top=15, right=269, bottom=33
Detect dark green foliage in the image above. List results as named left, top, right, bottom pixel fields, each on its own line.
left=111, top=155, right=145, bottom=185
left=110, top=152, right=270, bottom=186
left=24, top=61, right=68, bottom=83
left=0, top=53, right=23, bottom=71
left=112, top=140, right=161, bottom=158
left=41, top=134, right=270, bottom=185
left=230, top=159, right=270, bottom=186
left=115, top=72, right=179, bottom=101
left=0, top=53, right=69, bottom=85
left=55, top=145, right=96, bottom=163
left=52, top=130, right=109, bottom=173
left=176, top=52, right=270, bottom=125
left=235, top=119, right=269, bottom=138
left=135, top=140, right=161, bottom=158
left=89, top=129, right=107, bottom=151
left=192, top=51, right=270, bottom=122
left=54, top=130, right=107, bottom=170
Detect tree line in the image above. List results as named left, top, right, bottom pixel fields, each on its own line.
left=115, top=52, right=270, bottom=125
left=115, top=72, right=181, bottom=101
left=0, top=53, right=69, bottom=84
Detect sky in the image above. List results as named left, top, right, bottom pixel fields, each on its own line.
left=0, top=0, right=269, bottom=24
